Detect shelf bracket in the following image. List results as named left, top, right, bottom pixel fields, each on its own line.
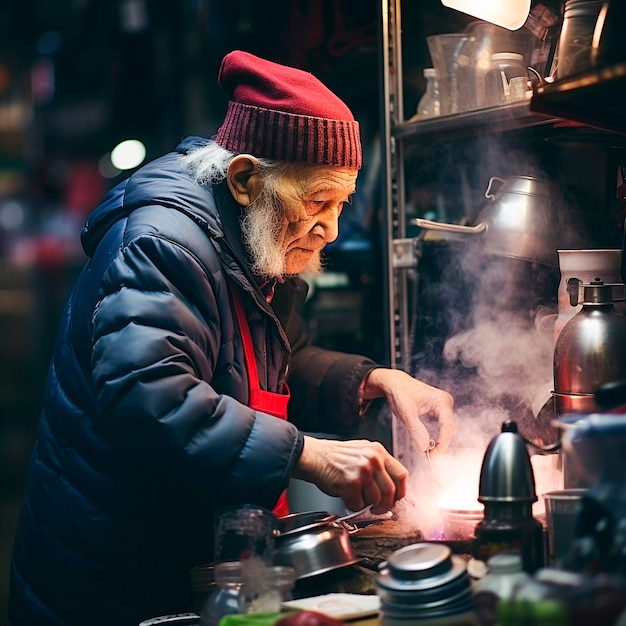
left=391, top=238, right=419, bottom=269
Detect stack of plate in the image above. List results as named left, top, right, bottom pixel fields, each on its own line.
left=375, top=542, right=476, bottom=625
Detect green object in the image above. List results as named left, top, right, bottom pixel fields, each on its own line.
left=219, top=612, right=284, bottom=626
left=497, top=599, right=569, bottom=625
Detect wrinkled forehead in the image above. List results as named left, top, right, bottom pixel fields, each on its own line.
left=274, top=162, right=359, bottom=196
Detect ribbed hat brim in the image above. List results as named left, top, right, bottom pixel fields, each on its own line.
left=216, top=101, right=362, bottom=169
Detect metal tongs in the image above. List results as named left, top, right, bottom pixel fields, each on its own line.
left=336, top=504, right=393, bottom=531
left=337, top=505, right=373, bottom=523
left=425, top=438, right=446, bottom=489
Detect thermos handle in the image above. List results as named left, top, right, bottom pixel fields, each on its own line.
left=567, top=277, right=626, bottom=306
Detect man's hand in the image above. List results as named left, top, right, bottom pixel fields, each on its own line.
left=292, top=436, right=408, bottom=514
left=362, top=368, right=456, bottom=455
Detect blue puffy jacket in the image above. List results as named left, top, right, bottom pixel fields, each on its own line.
left=8, top=137, right=378, bottom=626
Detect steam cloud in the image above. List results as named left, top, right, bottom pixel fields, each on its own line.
left=397, top=234, right=570, bottom=536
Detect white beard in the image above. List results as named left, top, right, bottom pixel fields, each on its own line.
left=240, top=186, right=323, bottom=280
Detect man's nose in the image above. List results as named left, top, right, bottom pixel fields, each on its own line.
left=314, top=205, right=341, bottom=242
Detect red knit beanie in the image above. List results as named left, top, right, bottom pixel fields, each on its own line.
left=215, top=50, right=362, bottom=169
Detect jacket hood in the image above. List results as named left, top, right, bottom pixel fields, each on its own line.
left=81, top=137, right=220, bottom=257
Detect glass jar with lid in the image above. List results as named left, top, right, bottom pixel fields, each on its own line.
left=484, top=52, right=528, bottom=106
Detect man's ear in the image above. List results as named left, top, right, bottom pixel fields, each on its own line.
left=227, top=155, right=262, bottom=206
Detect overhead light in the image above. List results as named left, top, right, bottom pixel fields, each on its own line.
left=110, top=139, right=146, bottom=171
left=441, top=0, right=531, bottom=30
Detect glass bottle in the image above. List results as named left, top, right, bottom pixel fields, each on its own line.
left=199, top=561, right=243, bottom=626
left=415, top=68, right=440, bottom=119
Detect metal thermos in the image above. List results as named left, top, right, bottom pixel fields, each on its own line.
left=553, top=279, right=626, bottom=486
left=473, top=421, right=545, bottom=574
left=553, top=279, right=626, bottom=415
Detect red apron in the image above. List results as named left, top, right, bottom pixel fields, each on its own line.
left=231, top=287, right=291, bottom=517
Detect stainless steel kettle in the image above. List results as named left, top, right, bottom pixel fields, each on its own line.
left=415, top=175, right=581, bottom=267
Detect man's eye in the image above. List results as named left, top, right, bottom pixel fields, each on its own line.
left=305, top=200, right=326, bottom=214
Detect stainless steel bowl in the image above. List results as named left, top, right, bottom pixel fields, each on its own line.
left=274, top=518, right=360, bottom=579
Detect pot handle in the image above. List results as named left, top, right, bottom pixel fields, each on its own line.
left=414, top=218, right=487, bottom=235
left=484, top=176, right=505, bottom=201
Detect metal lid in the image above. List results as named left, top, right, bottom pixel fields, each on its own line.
left=580, top=279, right=615, bottom=305
left=387, top=543, right=452, bottom=581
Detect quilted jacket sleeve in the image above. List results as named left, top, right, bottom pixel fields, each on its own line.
left=273, top=278, right=379, bottom=435
left=90, top=213, right=302, bottom=509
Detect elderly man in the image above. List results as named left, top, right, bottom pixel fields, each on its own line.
left=9, top=50, right=455, bottom=626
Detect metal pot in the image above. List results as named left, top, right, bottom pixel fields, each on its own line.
left=274, top=512, right=360, bottom=579
left=415, top=175, right=578, bottom=267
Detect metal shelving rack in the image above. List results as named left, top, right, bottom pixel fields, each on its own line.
left=379, top=0, right=563, bottom=372
left=379, top=0, right=625, bottom=470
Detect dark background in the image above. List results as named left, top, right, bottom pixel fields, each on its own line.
left=0, top=1, right=393, bottom=621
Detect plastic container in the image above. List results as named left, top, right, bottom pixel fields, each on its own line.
left=426, top=33, right=469, bottom=115
left=415, top=68, right=440, bottom=119
left=484, top=53, right=528, bottom=106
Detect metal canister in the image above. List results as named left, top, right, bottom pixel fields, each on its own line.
left=554, top=281, right=626, bottom=488
left=557, top=0, right=605, bottom=78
